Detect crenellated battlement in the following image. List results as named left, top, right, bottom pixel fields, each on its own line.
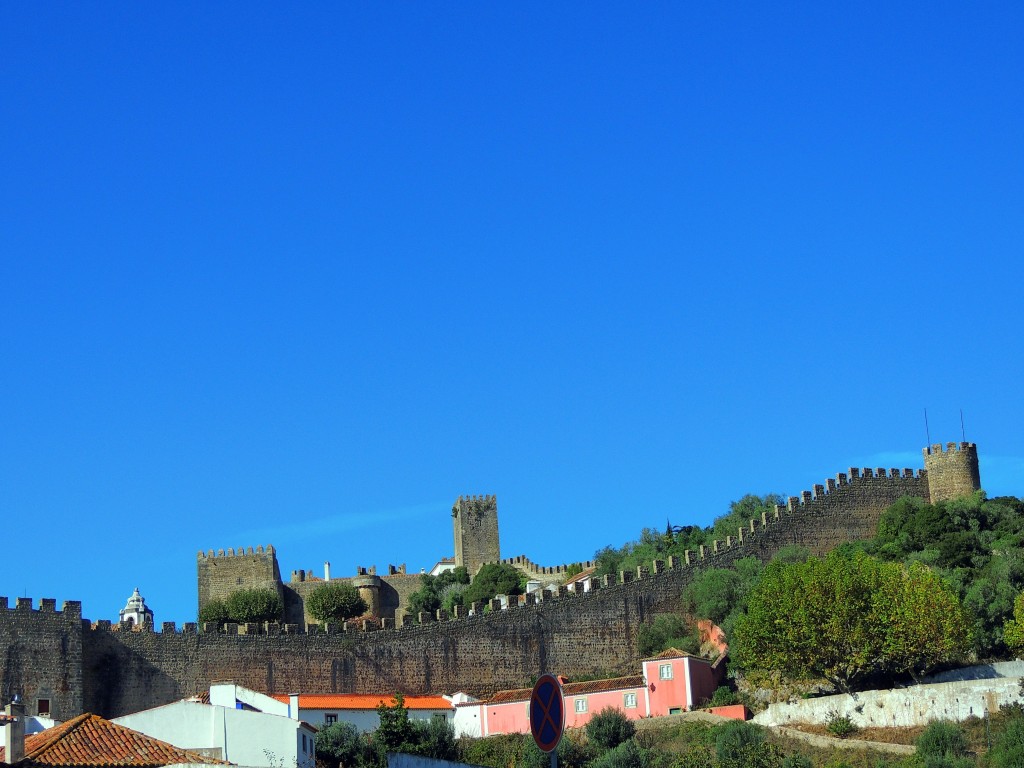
left=197, top=544, right=275, bottom=559
left=499, top=555, right=595, bottom=578
left=0, top=596, right=82, bottom=617
left=924, top=441, right=977, bottom=456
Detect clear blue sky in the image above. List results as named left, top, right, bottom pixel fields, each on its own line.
left=2, top=3, right=1021, bottom=624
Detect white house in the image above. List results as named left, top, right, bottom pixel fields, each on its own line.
left=272, top=694, right=454, bottom=732
left=114, top=683, right=317, bottom=768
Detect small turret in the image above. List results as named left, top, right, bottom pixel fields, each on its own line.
left=119, top=587, right=154, bottom=627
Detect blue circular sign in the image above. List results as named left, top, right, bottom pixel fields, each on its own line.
left=530, top=673, right=565, bottom=752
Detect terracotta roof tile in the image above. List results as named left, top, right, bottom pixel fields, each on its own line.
left=483, top=675, right=644, bottom=705
left=563, top=567, right=596, bottom=587
left=271, top=694, right=451, bottom=711
left=0, top=713, right=227, bottom=767
left=642, top=647, right=698, bottom=661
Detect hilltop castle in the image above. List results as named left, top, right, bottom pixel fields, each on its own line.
left=0, top=442, right=984, bottom=723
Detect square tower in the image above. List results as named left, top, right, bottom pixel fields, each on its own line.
left=452, top=495, right=500, bottom=576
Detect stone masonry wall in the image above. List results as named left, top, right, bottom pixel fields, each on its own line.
left=196, top=546, right=282, bottom=618
left=0, top=599, right=82, bottom=720
left=452, top=495, right=500, bottom=576
left=69, top=465, right=933, bottom=718
left=923, top=442, right=981, bottom=503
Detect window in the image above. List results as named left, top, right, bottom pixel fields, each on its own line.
left=659, top=663, right=673, bottom=680
left=302, top=734, right=307, bottom=753
left=37, top=699, right=51, bottom=717
left=324, top=714, right=337, bottom=725
left=574, top=698, right=587, bottom=713
left=623, top=693, right=637, bottom=709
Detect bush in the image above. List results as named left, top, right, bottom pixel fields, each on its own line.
left=306, top=582, right=367, bottom=624
left=916, top=720, right=969, bottom=759
left=780, top=755, right=813, bottom=768
left=315, top=721, right=370, bottom=768
left=410, top=715, right=458, bottom=762
left=990, top=716, right=1024, bottom=768
left=714, top=721, right=769, bottom=768
left=825, top=714, right=859, bottom=739
left=706, top=685, right=739, bottom=708
left=198, top=598, right=229, bottom=627
left=589, top=739, right=650, bottom=768
left=585, top=707, right=635, bottom=750
left=224, top=587, right=282, bottom=623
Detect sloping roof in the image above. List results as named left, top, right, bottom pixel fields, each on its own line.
left=563, top=567, right=596, bottom=587
left=0, top=713, right=226, bottom=767
left=484, top=675, right=645, bottom=705
left=271, top=694, right=451, bottom=711
left=642, top=647, right=699, bottom=662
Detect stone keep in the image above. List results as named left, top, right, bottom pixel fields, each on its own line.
left=452, top=495, right=500, bottom=575
left=924, top=442, right=981, bottom=503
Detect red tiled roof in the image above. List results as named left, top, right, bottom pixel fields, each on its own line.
left=484, top=675, right=645, bottom=705
left=0, top=713, right=226, bottom=767
left=642, top=647, right=697, bottom=662
left=271, top=694, right=451, bottom=711
left=563, top=567, right=596, bottom=587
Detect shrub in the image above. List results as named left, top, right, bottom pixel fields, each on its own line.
left=706, top=685, right=739, bottom=708
left=410, top=715, right=457, bottom=762
left=586, top=707, right=635, bottom=750
left=306, top=582, right=367, bottom=624
left=198, top=598, right=229, bottom=627
left=916, top=720, right=969, bottom=759
left=315, top=721, right=370, bottom=768
left=825, top=714, right=859, bottom=739
left=714, top=721, right=768, bottom=767
left=781, top=755, right=813, bottom=768
left=224, top=587, right=282, bottom=623
left=990, top=716, right=1024, bottom=768
left=589, top=739, right=650, bottom=768
left=637, top=614, right=699, bottom=657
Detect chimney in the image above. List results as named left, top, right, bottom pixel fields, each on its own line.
left=4, top=695, right=25, bottom=763
left=324, top=562, right=331, bottom=582
left=288, top=694, right=300, bottom=720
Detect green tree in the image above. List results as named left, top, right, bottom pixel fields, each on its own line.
left=224, top=587, right=283, bottom=624
left=732, top=550, right=972, bottom=690
left=198, top=598, right=229, bottom=627
left=405, top=567, right=470, bottom=618
left=461, top=562, right=526, bottom=606
left=315, top=721, right=371, bottom=768
left=306, top=582, right=368, bottom=624
left=990, top=716, right=1024, bottom=768
left=636, top=613, right=700, bottom=657
left=1003, top=590, right=1024, bottom=654
left=585, top=707, right=635, bottom=750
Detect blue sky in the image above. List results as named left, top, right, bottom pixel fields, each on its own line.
left=2, top=3, right=1021, bottom=624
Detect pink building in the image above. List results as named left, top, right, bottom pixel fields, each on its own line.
left=453, top=649, right=725, bottom=738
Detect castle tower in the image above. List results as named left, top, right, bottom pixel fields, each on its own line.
left=923, top=442, right=981, bottom=503
left=452, top=495, right=500, bottom=576
left=197, top=545, right=282, bottom=618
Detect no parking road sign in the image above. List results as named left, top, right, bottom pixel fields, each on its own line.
left=530, top=673, right=565, bottom=753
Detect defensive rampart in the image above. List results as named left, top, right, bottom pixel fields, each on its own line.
left=74, top=463, right=928, bottom=717
left=1, top=454, right=979, bottom=720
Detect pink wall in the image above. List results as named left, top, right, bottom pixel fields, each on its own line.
left=484, top=700, right=530, bottom=736
left=563, top=687, right=647, bottom=729
left=643, top=657, right=690, bottom=716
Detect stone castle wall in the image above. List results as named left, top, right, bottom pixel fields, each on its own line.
left=0, top=599, right=83, bottom=721
left=0, top=450, right=984, bottom=720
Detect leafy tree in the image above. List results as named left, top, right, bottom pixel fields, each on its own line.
left=585, top=707, right=635, bottom=750
left=1003, top=591, right=1024, bottom=654
left=732, top=550, right=972, bottom=690
left=198, top=598, right=229, bottom=627
left=224, top=587, right=282, bottom=623
left=315, top=721, right=370, bottom=768
left=409, top=714, right=458, bottom=762
left=306, top=582, right=367, bottom=624
left=461, top=562, right=526, bottom=606
left=405, top=567, right=470, bottom=618
left=636, top=614, right=700, bottom=657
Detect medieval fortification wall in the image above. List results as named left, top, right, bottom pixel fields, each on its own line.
left=0, top=443, right=982, bottom=721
